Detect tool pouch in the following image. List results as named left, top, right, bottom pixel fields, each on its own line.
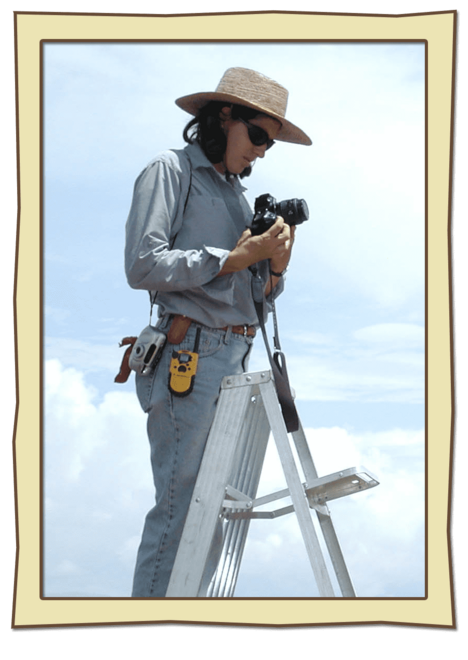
left=167, top=315, right=193, bottom=344
left=114, top=336, right=137, bottom=383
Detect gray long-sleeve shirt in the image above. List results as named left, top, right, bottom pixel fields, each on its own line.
left=125, top=141, right=283, bottom=328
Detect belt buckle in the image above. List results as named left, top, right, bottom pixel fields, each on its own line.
left=243, top=324, right=249, bottom=337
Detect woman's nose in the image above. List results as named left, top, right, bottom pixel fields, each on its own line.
left=253, top=144, right=267, bottom=159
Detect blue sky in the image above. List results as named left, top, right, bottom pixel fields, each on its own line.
left=42, top=41, right=425, bottom=598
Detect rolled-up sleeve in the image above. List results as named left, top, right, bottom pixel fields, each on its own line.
left=125, top=156, right=230, bottom=292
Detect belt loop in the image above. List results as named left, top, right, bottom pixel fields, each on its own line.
left=224, top=326, right=232, bottom=344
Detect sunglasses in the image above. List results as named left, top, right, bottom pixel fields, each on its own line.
left=238, top=117, right=275, bottom=151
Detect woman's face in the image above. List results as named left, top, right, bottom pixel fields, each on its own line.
left=218, top=109, right=281, bottom=175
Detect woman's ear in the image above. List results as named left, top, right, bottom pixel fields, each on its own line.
left=219, top=105, right=232, bottom=122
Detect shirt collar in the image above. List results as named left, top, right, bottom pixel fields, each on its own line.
left=185, top=141, right=214, bottom=170
left=184, top=141, right=248, bottom=193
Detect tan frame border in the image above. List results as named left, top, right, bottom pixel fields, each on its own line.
left=12, top=10, right=456, bottom=628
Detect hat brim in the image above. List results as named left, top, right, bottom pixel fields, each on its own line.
left=175, top=92, right=312, bottom=146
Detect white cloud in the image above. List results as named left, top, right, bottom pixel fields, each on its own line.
left=44, top=305, right=72, bottom=324
left=260, top=322, right=425, bottom=404
left=53, top=559, right=82, bottom=577
left=353, top=323, right=424, bottom=347
left=44, top=359, right=153, bottom=596
left=45, top=337, right=127, bottom=375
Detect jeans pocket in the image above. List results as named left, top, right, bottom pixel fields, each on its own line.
left=135, top=363, right=160, bottom=413
left=180, top=327, right=224, bottom=359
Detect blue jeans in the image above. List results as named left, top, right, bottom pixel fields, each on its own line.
left=131, top=320, right=253, bottom=597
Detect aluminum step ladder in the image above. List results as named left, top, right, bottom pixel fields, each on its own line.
left=166, top=370, right=379, bottom=598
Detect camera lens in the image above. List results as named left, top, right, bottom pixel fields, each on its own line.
left=297, top=199, right=309, bottom=223
left=278, top=198, right=309, bottom=226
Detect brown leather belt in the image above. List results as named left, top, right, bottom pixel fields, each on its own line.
left=167, top=314, right=256, bottom=344
left=115, top=317, right=256, bottom=384
left=224, top=324, right=257, bottom=338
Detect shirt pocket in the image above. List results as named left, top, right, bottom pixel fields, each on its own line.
left=175, top=195, right=239, bottom=251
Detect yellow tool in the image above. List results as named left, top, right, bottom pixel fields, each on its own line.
left=168, top=327, right=201, bottom=397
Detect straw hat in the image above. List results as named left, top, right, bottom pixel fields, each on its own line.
left=175, top=67, right=312, bottom=146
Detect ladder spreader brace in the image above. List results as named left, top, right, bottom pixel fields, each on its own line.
left=166, top=370, right=379, bottom=598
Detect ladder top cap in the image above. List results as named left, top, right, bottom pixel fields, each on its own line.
left=222, top=371, right=273, bottom=389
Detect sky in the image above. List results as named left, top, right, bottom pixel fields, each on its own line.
left=41, top=40, right=426, bottom=599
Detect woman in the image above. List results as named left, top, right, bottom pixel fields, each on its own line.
left=125, top=67, right=311, bottom=597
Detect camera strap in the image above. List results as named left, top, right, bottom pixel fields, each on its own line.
left=149, top=156, right=193, bottom=323
left=250, top=267, right=299, bottom=433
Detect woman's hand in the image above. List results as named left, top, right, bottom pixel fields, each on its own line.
left=269, top=221, right=295, bottom=276
left=218, top=217, right=294, bottom=277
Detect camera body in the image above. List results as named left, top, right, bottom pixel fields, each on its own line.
left=250, top=193, right=309, bottom=236
left=129, top=325, right=167, bottom=375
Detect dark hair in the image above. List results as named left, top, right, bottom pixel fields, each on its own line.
left=183, top=101, right=265, bottom=179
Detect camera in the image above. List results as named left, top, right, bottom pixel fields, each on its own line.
left=129, top=325, right=167, bottom=376
left=250, top=193, right=309, bottom=236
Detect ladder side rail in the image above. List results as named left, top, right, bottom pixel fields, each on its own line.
left=260, top=379, right=336, bottom=597
left=166, top=385, right=252, bottom=597
left=316, top=509, right=356, bottom=597
left=232, top=389, right=265, bottom=494
left=221, top=408, right=271, bottom=596
left=210, top=395, right=271, bottom=597
left=212, top=518, right=248, bottom=597
left=293, top=424, right=356, bottom=597
left=291, top=423, right=319, bottom=482
left=209, top=394, right=261, bottom=597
